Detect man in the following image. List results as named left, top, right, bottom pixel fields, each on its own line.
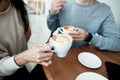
left=47, top=0, right=120, bottom=51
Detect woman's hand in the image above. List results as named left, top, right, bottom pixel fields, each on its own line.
left=50, top=0, right=67, bottom=15
left=69, top=28, right=88, bottom=42
left=14, top=44, right=54, bottom=66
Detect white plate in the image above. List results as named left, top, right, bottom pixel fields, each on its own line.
left=78, top=52, right=102, bottom=68
left=76, top=72, right=108, bottom=80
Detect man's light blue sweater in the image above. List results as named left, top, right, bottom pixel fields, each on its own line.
left=47, top=0, right=120, bottom=51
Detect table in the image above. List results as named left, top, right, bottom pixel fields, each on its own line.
left=42, top=44, right=120, bottom=80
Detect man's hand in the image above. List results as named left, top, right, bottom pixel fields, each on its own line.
left=50, top=0, right=67, bottom=15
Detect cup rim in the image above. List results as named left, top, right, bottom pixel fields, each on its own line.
left=50, top=34, right=73, bottom=44
left=63, top=25, right=77, bottom=33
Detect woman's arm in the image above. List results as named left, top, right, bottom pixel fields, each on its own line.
left=0, top=56, right=20, bottom=76
left=0, top=44, right=53, bottom=76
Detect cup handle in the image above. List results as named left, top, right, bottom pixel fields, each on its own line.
left=45, top=46, right=56, bottom=53
left=49, top=42, right=56, bottom=52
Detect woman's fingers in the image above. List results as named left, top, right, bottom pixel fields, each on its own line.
left=37, top=44, right=52, bottom=52
left=15, top=43, right=54, bottom=66
left=39, top=60, right=52, bottom=66
left=38, top=52, right=53, bottom=60
left=26, top=44, right=53, bottom=63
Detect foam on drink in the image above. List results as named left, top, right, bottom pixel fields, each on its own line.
left=52, top=34, right=70, bottom=43
left=64, top=25, right=76, bottom=32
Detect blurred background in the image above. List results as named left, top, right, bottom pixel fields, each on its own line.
left=23, top=0, right=120, bottom=72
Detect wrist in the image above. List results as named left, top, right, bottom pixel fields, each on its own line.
left=50, top=10, right=56, bottom=15
left=14, top=52, right=28, bottom=67
left=84, top=32, right=93, bottom=42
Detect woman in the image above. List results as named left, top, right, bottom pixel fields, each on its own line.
left=47, top=0, right=120, bottom=51
left=0, top=0, right=53, bottom=80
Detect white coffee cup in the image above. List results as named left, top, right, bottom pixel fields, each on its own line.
left=63, top=25, right=76, bottom=33
left=54, top=26, right=77, bottom=34
left=49, top=34, right=73, bottom=58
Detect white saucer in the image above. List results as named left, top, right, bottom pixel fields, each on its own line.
left=76, top=72, right=108, bottom=80
left=78, top=52, right=102, bottom=69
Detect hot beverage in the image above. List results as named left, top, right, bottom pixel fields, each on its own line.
left=50, top=34, right=73, bottom=58
left=52, top=34, right=70, bottom=43
left=64, top=25, right=76, bottom=32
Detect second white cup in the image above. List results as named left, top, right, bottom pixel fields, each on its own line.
left=49, top=34, right=73, bottom=58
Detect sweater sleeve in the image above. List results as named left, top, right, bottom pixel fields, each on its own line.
left=47, top=13, right=60, bottom=32
left=0, top=56, right=20, bottom=76
left=91, top=9, right=120, bottom=51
